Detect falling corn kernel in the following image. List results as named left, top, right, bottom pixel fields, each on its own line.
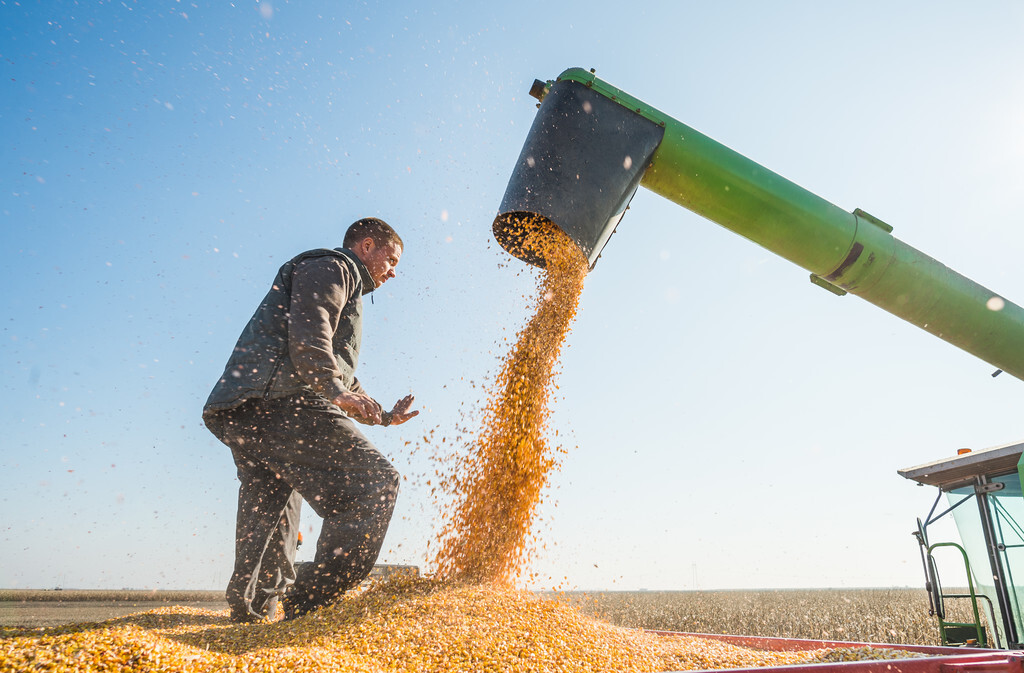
left=432, top=216, right=588, bottom=584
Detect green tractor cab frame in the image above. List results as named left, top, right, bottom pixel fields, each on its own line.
left=900, top=442, right=1024, bottom=648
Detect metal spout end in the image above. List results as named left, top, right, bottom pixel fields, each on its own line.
left=493, top=77, right=665, bottom=271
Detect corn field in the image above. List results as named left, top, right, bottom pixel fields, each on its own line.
left=2, top=588, right=953, bottom=646
left=0, top=590, right=221, bottom=603
left=554, top=589, right=945, bottom=646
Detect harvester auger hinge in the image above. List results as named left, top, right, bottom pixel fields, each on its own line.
left=809, top=208, right=894, bottom=297
left=852, top=208, right=894, bottom=234
left=529, top=79, right=550, bottom=103
left=809, top=274, right=848, bottom=297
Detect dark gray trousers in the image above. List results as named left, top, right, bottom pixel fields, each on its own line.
left=205, top=393, right=399, bottom=618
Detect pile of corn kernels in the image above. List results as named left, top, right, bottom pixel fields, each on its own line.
left=0, top=577, right=926, bottom=673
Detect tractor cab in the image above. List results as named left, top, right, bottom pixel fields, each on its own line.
left=900, top=441, right=1024, bottom=649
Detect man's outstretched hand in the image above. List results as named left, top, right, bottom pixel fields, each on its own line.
left=332, top=390, right=383, bottom=424
left=387, top=394, right=419, bottom=426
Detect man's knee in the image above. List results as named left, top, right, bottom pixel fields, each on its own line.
left=374, top=462, right=400, bottom=510
left=383, top=461, right=400, bottom=493
left=203, top=409, right=227, bottom=442
left=330, top=465, right=400, bottom=520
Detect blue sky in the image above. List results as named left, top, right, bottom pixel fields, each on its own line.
left=3, top=1, right=1024, bottom=592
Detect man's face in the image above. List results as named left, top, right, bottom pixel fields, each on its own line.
left=356, top=237, right=402, bottom=288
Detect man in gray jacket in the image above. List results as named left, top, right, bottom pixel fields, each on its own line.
left=203, top=217, right=418, bottom=622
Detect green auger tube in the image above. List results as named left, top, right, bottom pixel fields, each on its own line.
left=494, top=67, right=1024, bottom=382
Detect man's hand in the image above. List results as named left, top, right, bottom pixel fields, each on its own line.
left=331, top=390, right=382, bottom=424
left=387, top=394, right=419, bottom=426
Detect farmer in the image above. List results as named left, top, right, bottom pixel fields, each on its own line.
left=203, top=217, right=418, bottom=622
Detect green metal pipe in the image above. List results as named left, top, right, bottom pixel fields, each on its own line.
left=521, top=68, right=1024, bottom=381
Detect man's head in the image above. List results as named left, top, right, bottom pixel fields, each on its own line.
left=344, top=217, right=404, bottom=288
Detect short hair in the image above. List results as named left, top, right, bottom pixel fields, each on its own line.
left=343, top=217, right=404, bottom=250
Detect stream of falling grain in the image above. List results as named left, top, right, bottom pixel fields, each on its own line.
left=432, top=218, right=589, bottom=584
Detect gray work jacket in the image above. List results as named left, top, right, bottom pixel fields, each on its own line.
left=203, top=247, right=375, bottom=413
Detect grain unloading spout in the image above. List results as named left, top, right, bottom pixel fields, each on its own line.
left=492, top=73, right=665, bottom=269
left=494, top=67, right=1024, bottom=382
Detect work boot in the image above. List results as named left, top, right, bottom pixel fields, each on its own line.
left=231, top=587, right=283, bottom=624
left=247, top=586, right=284, bottom=622
left=264, top=595, right=279, bottom=621
left=282, top=596, right=313, bottom=621
left=229, top=607, right=265, bottom=624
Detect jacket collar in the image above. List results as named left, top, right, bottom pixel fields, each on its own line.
left=336, top=247, right=376, bottom=295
